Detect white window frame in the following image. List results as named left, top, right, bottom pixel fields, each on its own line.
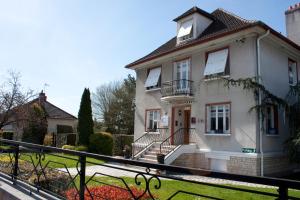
left=177, top=19, right=194, bottom=43
left=174, top=59, right=191, bottom=92
left=206, top=103, right=230, bottom=134
left=266, top=105, right=278, bottom=135
left=145, top=110, right=160, bottom=132
left=288, top=59, right=298, bottom=86
left=204, top=48, right=230, bottom=77
left=145, top=67, right=161, bottom=90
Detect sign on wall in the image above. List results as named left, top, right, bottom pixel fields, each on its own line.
left=161, top=115, right=169, bottom=127
left=242, top=148, right=256, bottom=153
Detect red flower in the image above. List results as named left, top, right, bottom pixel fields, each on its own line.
left=65, top=185, right=155, bottom=200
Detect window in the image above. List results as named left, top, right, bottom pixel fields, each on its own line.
left=145, top=110, right=160, bottom=132
left=177, top=19, right=193, bottom=42
left=204, top=48, right=229, bottom=77
left=266, top=105, right=278, bottom=135
left=206, top=103, right=230, bottom=134
left=288, top=59, right=297, bottom=86
left=145, top=67, right=161, bottom=90
left=175, top=59, right=190, bottom=92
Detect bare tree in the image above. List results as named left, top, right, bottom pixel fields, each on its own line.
left=0, top=71, right=35, bottom=130
left=92, top=81, right=121, bottom=121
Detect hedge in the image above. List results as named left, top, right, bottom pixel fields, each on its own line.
left=89, top=132, right=113, bottom=155
left=0, top=132, right=14, bottom=140
left=112, top=134, right=134, bottom=156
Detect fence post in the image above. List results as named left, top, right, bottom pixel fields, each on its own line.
left=13, top=144, right=19, bottom=183
left=79, top=155, right=86, bottom=200
left=278, top=185, right=288, bottom=200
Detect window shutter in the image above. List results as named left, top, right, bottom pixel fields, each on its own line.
left=204, top=49, right=229, bottom=76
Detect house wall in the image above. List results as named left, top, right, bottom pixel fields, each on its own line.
left=259, top=39, right=300, bottom=152
left=134, top=35, right=258, bottom=152
left=47, top=118, right=77, bottom=133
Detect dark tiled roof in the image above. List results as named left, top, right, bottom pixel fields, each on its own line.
left=173, top=6, right=215, bottom=22
left=126, top=8, right=257, bottom=68
left=30, top=99, right=77, bottom=120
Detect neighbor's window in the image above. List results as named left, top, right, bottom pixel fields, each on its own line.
left=288, top=59, right=297, bottom=86
left=145, top=67, right=161, bottom=90
left=266, top=105, right=278, bottom=135
left=177, top=19, right=193, bottom=43
left=145, top=110, right=160, bottom=132
left=206, top=103, right=230, bottom=134
left=204, top=48, right=230, bottom=77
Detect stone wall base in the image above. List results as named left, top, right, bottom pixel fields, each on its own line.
left=171, top=152, right=297, bottom=176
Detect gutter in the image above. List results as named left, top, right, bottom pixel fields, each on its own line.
left=256, top=29, right=270, bottom=177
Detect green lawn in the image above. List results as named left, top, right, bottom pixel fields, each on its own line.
left=0, top=153, right=104, bottom=169
left=79, top=176, right=300, bottom=200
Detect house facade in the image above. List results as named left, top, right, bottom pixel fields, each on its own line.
left=127, top=6, right=300, bottom=176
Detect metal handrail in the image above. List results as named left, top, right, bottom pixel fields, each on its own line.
left=132, top=128, right=168, bottom=158
left=161, top=79, right=194, bottom=97
left=159, top=128, right=195, bottom=155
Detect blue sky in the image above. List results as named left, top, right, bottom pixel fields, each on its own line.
left=0, top=0, right=298, bottom=116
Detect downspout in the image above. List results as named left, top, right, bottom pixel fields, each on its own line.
left=256, top=30, right=270, bottom=176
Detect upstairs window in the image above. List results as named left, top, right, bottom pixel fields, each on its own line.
left=266, top=105, right=278, bottom=135
left=206, top=103, right=230, bottom=134
left=177, top=19, right=193, bottom=42
left=204, top=48, right=230, bottom=77
left=145, top=67, right=161, bottom=90
left=288, top=59, right=297, bottom=86
left=145, top=109, right=160, bottom=132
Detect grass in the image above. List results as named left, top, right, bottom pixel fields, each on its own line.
left=0, top=153, right=104, bottom=169
left=77, top=176, right=300, bottom=200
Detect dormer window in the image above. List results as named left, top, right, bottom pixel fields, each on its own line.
left=177, top=19, right=194, bottom=43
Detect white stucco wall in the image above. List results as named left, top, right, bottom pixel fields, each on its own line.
left=134, top=35, right=258, bottom=153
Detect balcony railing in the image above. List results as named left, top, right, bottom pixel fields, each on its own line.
left=161, top=79, right=194, bottom=98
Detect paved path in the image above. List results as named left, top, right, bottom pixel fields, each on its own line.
left=58, top=163, right=275, bottom=188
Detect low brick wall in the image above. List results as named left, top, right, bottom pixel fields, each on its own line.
left=171, top=153, right=210, bottom=169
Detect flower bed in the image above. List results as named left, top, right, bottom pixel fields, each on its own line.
left=65, top=185, right=154, bottom=200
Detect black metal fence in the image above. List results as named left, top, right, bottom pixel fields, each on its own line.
left=0, top=138, right=300, bottom=200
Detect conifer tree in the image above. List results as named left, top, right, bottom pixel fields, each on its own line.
left=78, top=88, right=94, bottom=145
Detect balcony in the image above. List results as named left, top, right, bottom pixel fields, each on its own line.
left=161, top=79, right=194, bottom=103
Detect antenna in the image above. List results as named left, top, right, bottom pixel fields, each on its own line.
left=43, top=83, right=50, bottom=93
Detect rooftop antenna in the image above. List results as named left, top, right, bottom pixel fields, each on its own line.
left=43, top=83, right=49, bottom=93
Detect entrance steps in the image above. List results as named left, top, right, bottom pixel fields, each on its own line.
left=137, top=144, right=177, bottom=164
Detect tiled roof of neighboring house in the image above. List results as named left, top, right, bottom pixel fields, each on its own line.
left=29, top=98, right=77, bottom=120
left=125, top=8, right=300, bottom=68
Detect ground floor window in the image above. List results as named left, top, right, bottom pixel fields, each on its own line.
left=145, top=109, right=160, bottom=132
left=266, top=104, right=278, bottom=135
left=206, top=103, right=230, bottom=134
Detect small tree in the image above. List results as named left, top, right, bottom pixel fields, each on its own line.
left=22, top=103, right=48, bottom=144
left=78, top=88, right=94, bottom=145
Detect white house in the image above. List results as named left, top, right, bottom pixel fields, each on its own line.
left=126, top=5, right=300, bottom=176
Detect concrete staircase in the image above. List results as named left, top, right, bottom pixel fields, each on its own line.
left=137, top=144, right=177, bottom=163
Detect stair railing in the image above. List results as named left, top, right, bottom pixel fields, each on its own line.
left=132, top=128, right=168, bottom=158
left=159, top=128, right=195, bottom=155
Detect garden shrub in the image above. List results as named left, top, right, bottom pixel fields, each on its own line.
left=65, top=185, right=154, bottom=200
left=75, top=145, right=88, bottom=152
left=89, top=132, right=113, bottom=155
left=62, top=145, right=76, bottom=150
left=43, top=133, right=54, bottom=146
left=112, top=134, right=133, bottom=156
left=0, top=132, right=14, bottom=140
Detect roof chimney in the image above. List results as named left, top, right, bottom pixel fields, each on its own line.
left=39, top=90, right=47, bottom=103
left=285, top=3, right=300, bottom=45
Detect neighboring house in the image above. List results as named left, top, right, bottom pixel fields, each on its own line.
left=127, top=5, right=300, bottom=176
left=2, top=91, right=77, bottom=141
